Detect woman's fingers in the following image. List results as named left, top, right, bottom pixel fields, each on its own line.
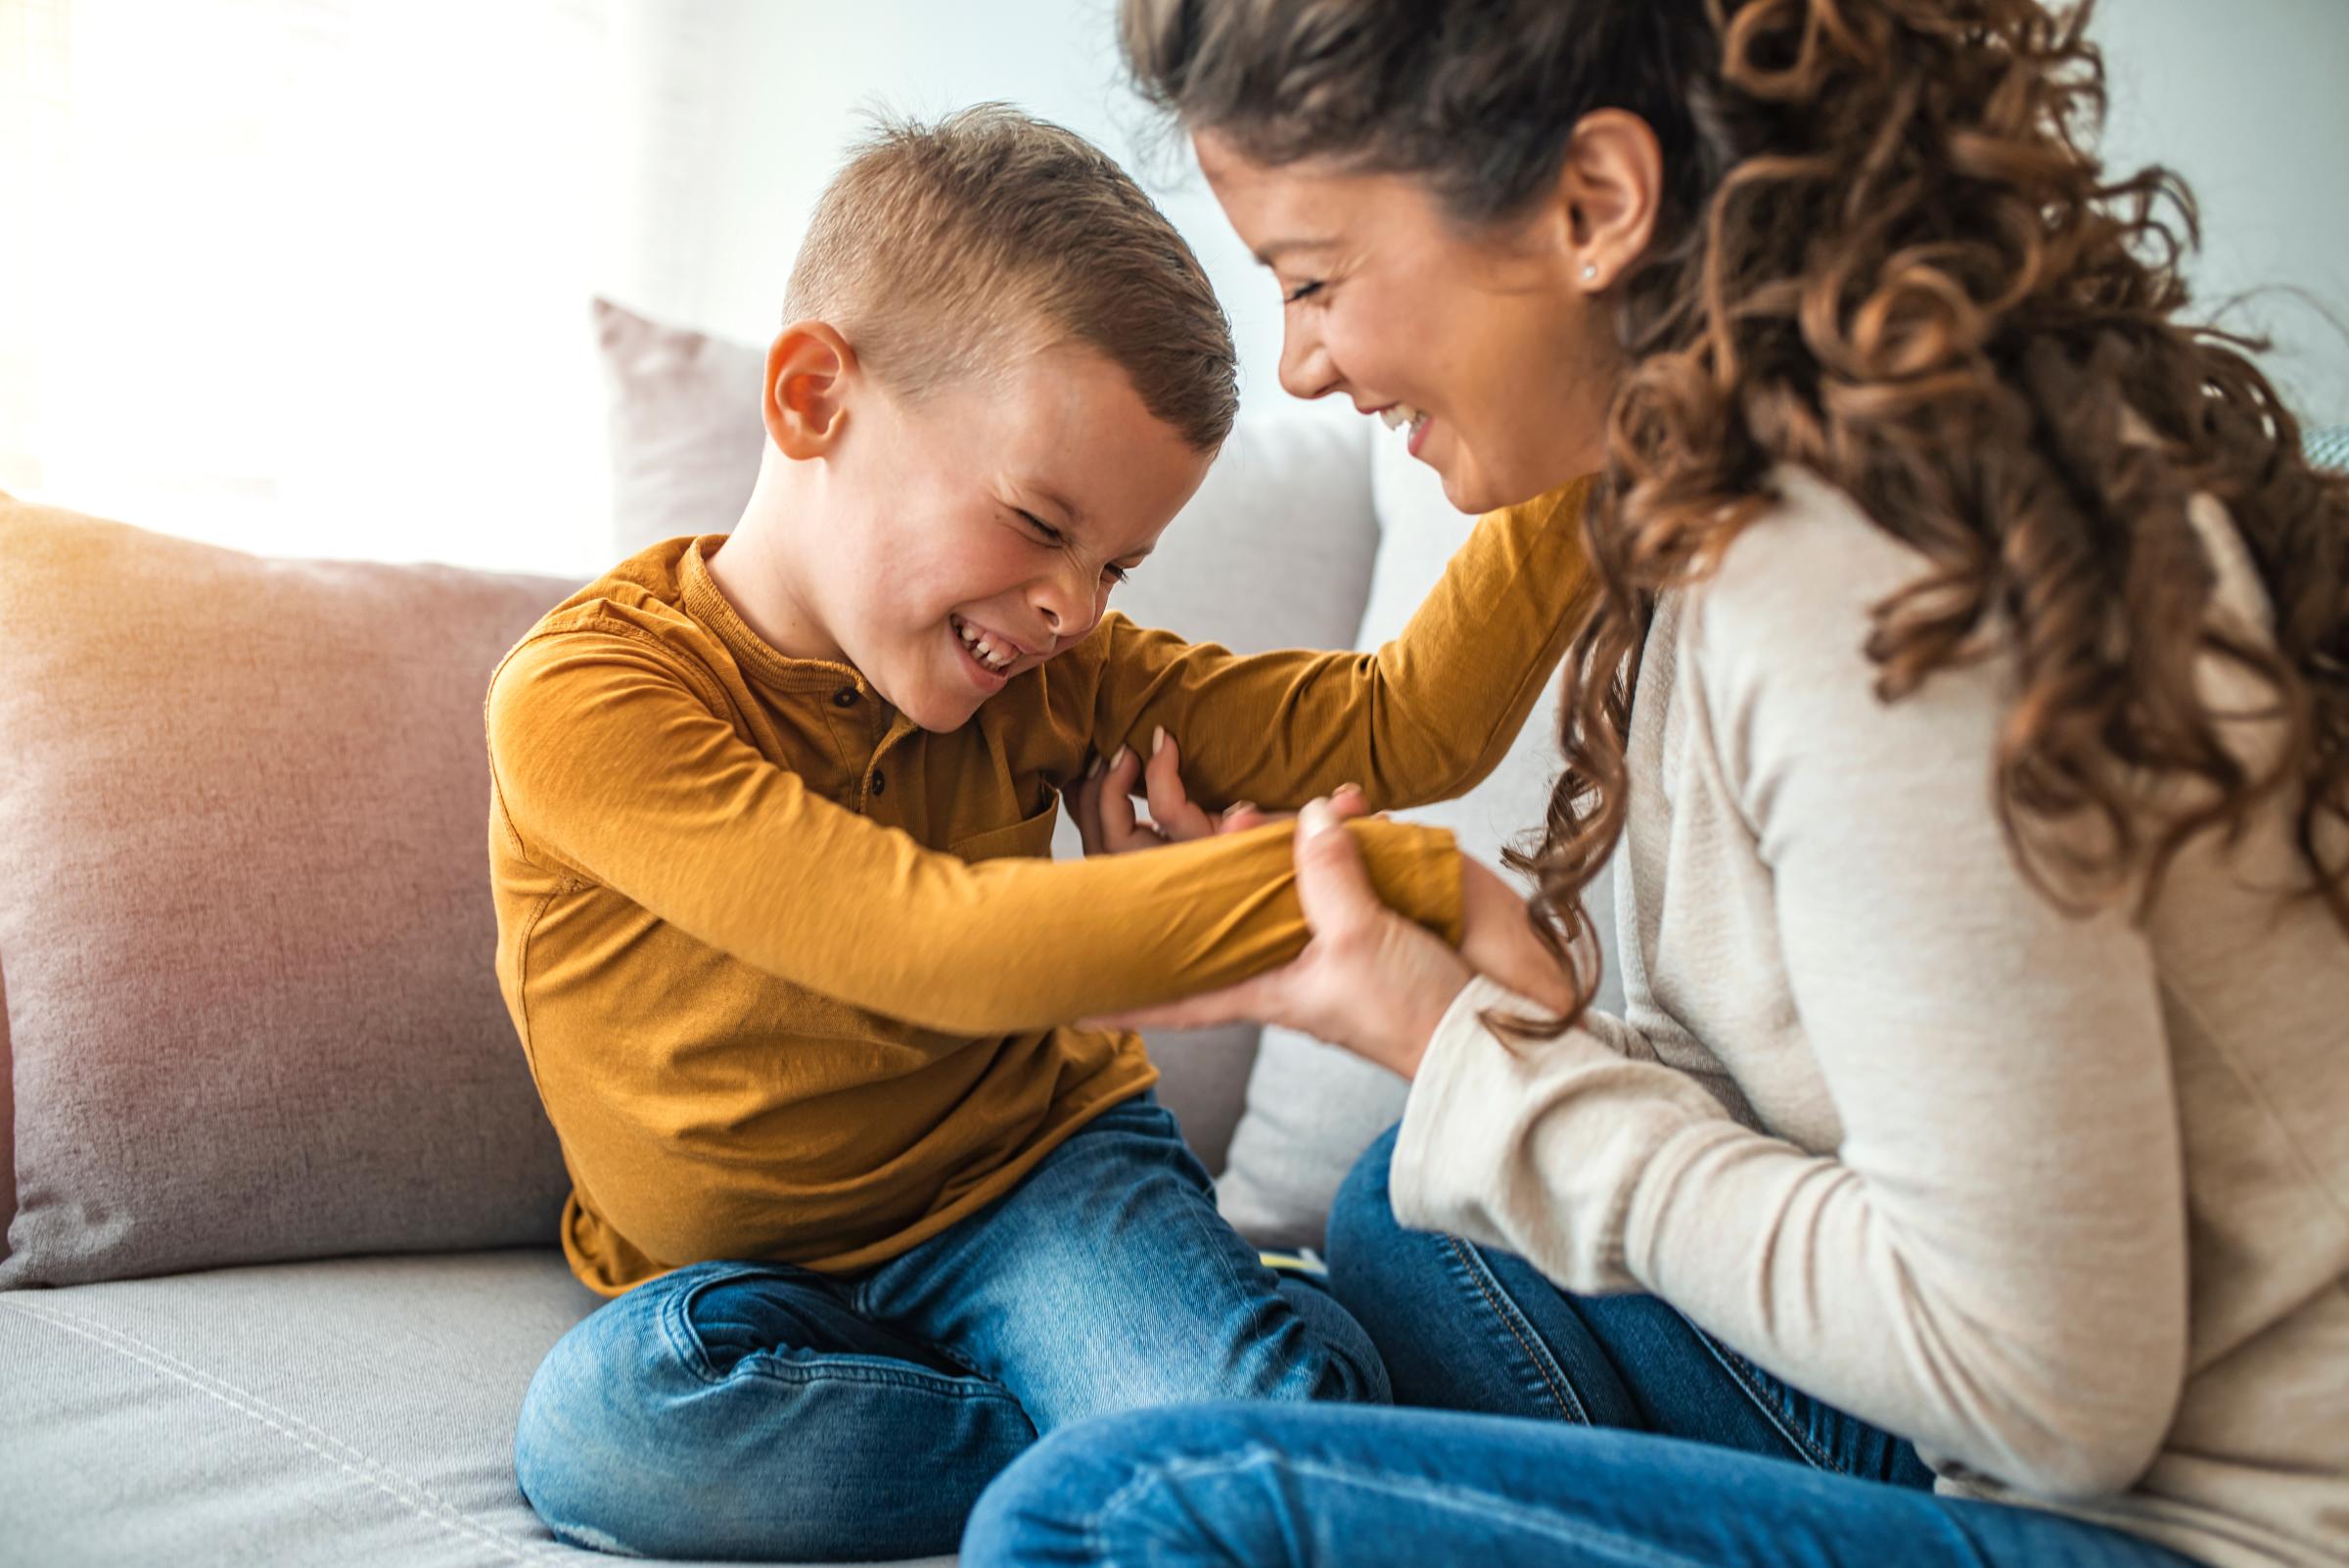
left=1096, top=746, right=1163, bottom=853
left=1092, top=732, right=1358, bottom=849
left=1065, top=755, right=1109, bottom=855
left=1143, top=729, right=1219, bottom=841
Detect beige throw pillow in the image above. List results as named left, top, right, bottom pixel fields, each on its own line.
left=0, top=494, right=577, bottom=1286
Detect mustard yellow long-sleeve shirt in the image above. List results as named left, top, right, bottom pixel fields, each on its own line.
left=485, top=477, right=1593, bottom=1295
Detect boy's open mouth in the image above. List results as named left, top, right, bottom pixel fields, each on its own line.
left=950, top=614, right=1019, bottom=683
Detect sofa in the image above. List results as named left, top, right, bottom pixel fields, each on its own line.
left=0, top=301, right=1612, bottom=1568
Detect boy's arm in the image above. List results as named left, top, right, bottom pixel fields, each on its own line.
left=485, top=627, right=1463, bottom=1038
left=1076, top=474, right=1597, bottom=813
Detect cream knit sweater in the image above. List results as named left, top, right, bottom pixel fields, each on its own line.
left=1394, top=466, right=2348, bottom=1568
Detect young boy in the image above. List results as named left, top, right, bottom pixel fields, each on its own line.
left=488, top=107, right=1593, bottom=1561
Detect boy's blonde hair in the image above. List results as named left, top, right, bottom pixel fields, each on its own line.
left=785, top=104, right=1238, bottom=452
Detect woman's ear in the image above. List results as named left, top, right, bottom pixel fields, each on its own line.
left=763, top=321, right=856, bottom=459
left=1550, top=109, right=1664, bottom=296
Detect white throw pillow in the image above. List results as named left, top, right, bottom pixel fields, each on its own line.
left=1216, top=428, right=1622, bottom=1249
left=596, top=297, right=769, bottom=555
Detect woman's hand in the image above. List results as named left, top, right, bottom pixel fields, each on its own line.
left=1084, top=798, right=1580, bottom=1079
left=1065, top=728, right=1275, bottom=852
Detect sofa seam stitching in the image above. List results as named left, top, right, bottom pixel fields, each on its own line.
left=0, top=1296, right=566, bottom=1565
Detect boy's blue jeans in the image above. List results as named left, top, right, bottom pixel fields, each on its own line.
left=511, top=1091, right=1387, bottom=1562
left=961, top=1125, right=2201, bottom=1568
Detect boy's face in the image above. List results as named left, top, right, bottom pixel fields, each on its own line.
left=798, top=340, right=1212, bottom=733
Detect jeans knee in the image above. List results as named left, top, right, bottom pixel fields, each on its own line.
left=514, top=1298, right=725, bottom=1556
left=963, top=1408, right=1277, bottom=1568
left=514, top=1360, right=631, bottom=1552
left=519, top=1273, right=1031, bottom=1561
left=962, top=1419, right=1125, bottom=1565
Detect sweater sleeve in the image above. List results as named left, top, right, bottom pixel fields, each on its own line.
left=485, top=626, right=1462, bottom=1037
left=1077, top=475, right=1596, bottom=813
left=1389, top=508, right=2188, bottom=1501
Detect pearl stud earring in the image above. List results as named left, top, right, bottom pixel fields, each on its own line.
left=1583, top=263, right=1599, bottom=282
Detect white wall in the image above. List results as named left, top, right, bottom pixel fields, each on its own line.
left=0, top=0, right=624, bottom=574
left=2096, top=0, right=2349, bottom=420
left=632, top=0, right=2349, bottom=434
left=2, top=0, right=2339, bottom=577
left=599, top=0, right=1299, bottom=420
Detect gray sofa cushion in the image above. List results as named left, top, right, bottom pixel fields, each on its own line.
left=0, top=495, right=578, bottom=1287
left=0, top=1252, right=950, bottom=1568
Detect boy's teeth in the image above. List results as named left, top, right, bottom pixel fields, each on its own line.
left=954, top=617, right=1013, bottom=672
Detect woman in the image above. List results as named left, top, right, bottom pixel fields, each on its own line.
left=962, top=2, right=2349, bottom=1565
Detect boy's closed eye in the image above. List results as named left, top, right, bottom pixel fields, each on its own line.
left=1016, top=508, right=1135, bottom=584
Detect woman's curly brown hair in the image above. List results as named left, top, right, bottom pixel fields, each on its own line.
left=1125, top=0, right=2349, bottom=1034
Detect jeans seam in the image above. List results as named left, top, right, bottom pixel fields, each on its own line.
left=662, top=1271, right=1022, bottom=1403
left=1440, top=1234, right=1589, bottom=1425
left=719, top=1355, right=1027, bottom=1400
left=846, top=1271, right=1001, bottom=1381
left=1084, top=1445, right=1720, bottom=1568
left=1685, top=1326, right=1840, bottom=1472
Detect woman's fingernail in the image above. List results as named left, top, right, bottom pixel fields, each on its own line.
left=1300, top=799, right=1337, bottom=837
left=1114, top=747, right=1132, bottom=771
left=1229, top=802, right=1256, bottom=816
left=1152, top=726, right=1167, bottom=757
left=1338, top=781, right=1362, bottom=799
left=1086, top=754, right=1105, bottom=779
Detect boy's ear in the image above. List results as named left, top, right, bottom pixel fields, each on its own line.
left=763, top=321, right=857, bottom=458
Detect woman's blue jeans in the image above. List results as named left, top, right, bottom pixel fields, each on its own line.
left=512, top=1092, right=1386, bottom=1562
left=961, top=1124, right=2201, bottom=1568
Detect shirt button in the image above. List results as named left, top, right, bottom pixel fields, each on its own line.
left=832, top=687, right=858, bottom=708
left=870, top=768, right=887, bottom=797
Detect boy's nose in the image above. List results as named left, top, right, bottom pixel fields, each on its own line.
left=1029, top=574, right=1097, bottom=646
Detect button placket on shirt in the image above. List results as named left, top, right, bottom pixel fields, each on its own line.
left=861, top=713, right=919, bottom=817
left=800, top=676, right=882, bottom=812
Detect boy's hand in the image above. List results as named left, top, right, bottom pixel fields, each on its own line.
left=1067, top=727, right=1285, bottom=853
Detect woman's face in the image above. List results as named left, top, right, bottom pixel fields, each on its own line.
left=1197, top=131, right=1626, bottom=514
